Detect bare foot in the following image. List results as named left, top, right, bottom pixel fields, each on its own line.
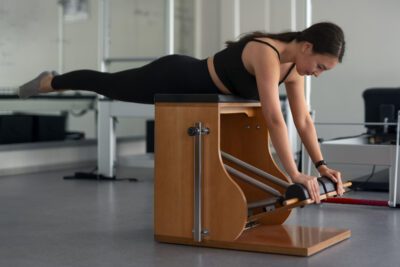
left=18, top=71, right=54, bottom=98
left=39, top=73, right=55, bottom=93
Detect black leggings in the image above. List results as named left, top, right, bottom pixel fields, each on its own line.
left=51, top=55, right=220, bottom=104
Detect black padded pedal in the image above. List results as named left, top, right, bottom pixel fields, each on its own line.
left=317, top=179, right=326, bottom=194
left=284, top=177, right=337, bottom=202
left=318, top=176, right=336, bottom=193
left=284, top=184, right=310, bottom=202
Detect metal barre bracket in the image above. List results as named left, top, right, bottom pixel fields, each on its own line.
left=188, top=125, right=210, bottom=136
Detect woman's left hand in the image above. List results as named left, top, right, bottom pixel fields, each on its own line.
left=317, top=165, right=344, bottom=196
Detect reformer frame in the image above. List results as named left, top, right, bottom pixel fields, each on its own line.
left=302, top=117, right=400, bottom=207
left=154, top=94, right=351, bottom=257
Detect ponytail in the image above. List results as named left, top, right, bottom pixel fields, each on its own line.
left=225, top=22, right=345, bottom=62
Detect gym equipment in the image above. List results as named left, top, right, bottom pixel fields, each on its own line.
left=96, top=0, right=173, bottom=179
left=323, top=197, right=389, bottom=207
left=303, top=89, right=400, bottom=207
left=154, top=94, right=351, bottom=257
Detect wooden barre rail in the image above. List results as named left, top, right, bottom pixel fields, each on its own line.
left=246, top=181, right=353, bottom=224
left=245, top=181, right=353, bottom=212
left=282, top=181, right=353, bottom=206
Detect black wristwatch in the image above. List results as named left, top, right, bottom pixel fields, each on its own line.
left=315, top=160, right=327, bottom=169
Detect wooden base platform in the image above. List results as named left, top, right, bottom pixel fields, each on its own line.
left=155, top=224, right=351, bottom=257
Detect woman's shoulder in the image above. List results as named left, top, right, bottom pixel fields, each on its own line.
left=243, top=40, right=281, bottom=69
left=244, top=38, right=282, bottom=62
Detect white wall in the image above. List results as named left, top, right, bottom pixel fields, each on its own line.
left=0, top=0, right=194, bottom=139
left=311, top=0, right=400, bottom=140
left=0, top=0, right=59, bottom=86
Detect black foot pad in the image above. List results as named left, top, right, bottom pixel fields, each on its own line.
left=284, top=176, right=336, bottom=202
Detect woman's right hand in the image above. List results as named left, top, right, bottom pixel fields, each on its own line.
left=291, top=172, right=322, bottom=204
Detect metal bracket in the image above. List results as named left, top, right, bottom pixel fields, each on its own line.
left=187, top=125, right=210, bottom=136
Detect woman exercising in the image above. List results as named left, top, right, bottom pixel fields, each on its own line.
left=19, top=22, right=345, bottom=203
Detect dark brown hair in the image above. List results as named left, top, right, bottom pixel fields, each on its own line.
left=226, top=22, right=345, bottom=62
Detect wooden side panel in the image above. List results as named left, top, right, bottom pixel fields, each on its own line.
left=154, top=103, right=247, bottom=241
left=220, top=107, right=291, bottom=224
left=154, top=104, right=195, bottom=239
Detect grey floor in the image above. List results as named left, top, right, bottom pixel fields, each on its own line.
left=1, top=166, right=399, bottom=267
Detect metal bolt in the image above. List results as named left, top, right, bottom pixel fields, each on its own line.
left=202, top=229, right=209, bottom=236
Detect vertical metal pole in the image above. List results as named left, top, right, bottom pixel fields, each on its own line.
left=57, top=1, right=64, bottom=74
left=233, top=0, right=240, bottom=38
left=97, top=0, right=115, bottom=177
left=194, top=0, right=202, bottom=58
left=188, top=122, right=209, bottom=242
left=301, top=0, right=313, bottom=175
left=305, top=0, right=312, bottom=109
left=287, top=0, right=298, bottom=160
left=98, top=100, right=115, bottom=177
left=390, top=111, right=400, bottom=207
left=98, top=0, right=109, bottom=72
left=165, top=0, right=174, bottom=55
left=193, top=122, right=203, bottom=242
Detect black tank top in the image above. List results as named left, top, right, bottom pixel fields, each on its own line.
left=213, top=39, right=296, bottom=99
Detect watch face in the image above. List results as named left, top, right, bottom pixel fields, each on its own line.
left=315, top=160, right=326, bottom=168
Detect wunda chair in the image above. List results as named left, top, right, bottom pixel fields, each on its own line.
left=154, top=94, right=351, bottom=257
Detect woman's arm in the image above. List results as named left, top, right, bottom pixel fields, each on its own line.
left=249, top=44, right=340, bottom=203
left=251, top=47, right=300, bottom=180
left=285, top=76, right=344, bottom=196
left=254, top=67, right=322, bottom=202
left=285, top=77, right=323, bottom=166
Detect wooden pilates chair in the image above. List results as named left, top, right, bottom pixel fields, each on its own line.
left=154, top=94, right=351, bottom=257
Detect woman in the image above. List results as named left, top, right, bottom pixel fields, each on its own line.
left=19, top=22, right=345, bottom=203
